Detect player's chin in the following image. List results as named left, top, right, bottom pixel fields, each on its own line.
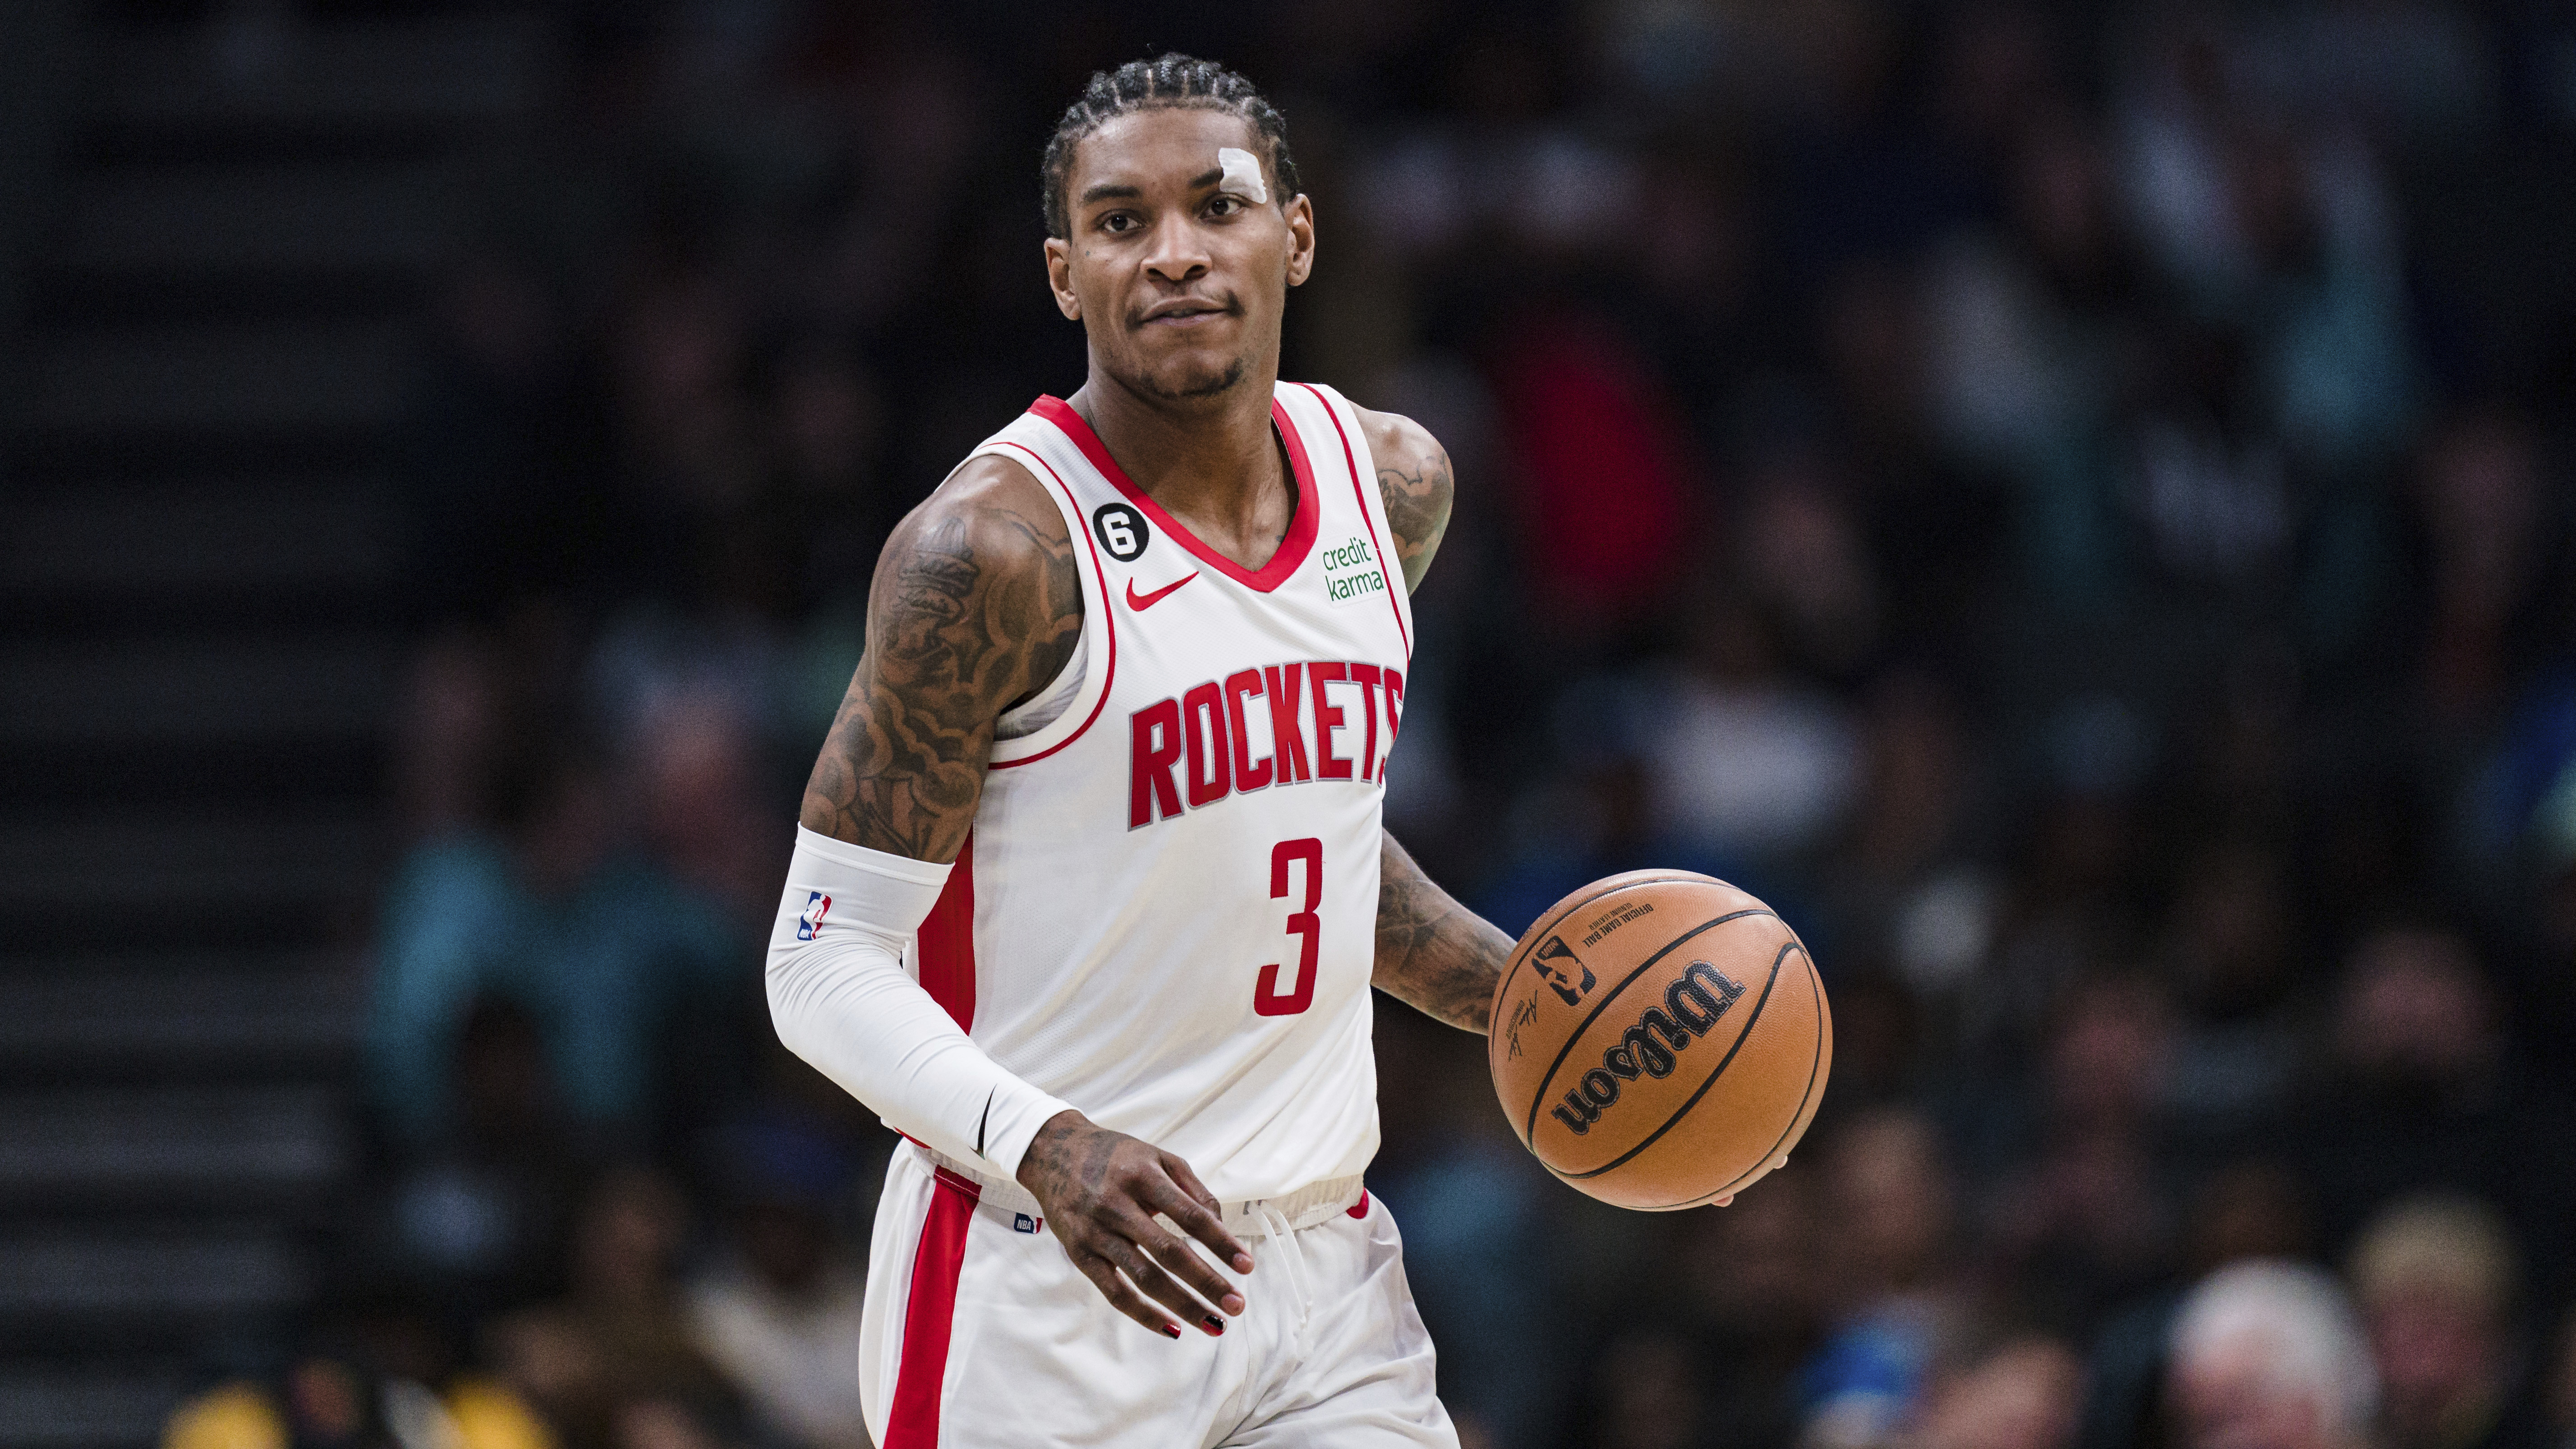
left=1130, top=351, right=1249, bottom=402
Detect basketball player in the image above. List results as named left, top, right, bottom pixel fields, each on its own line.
left=768, top=55, right=1527, bottom=1446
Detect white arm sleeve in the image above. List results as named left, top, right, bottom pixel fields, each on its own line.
left=767, top=825, right=1075, bottom=1180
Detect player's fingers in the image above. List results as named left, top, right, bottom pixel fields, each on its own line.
left=1106, top=1236, right=1227, bottom=1337
left=1070, top=1243, right=1183, bottom=1340
left=1714, top=1194, right=1735, bottom=1207
left=1154, top=1153, right=1254, bottom=1274
left=1137, top=1173, right=1251, bottom=1300
left=1126, top=1202, right=1245, bottom=1317
left=1102, top=1201, right=1225, bottom=1306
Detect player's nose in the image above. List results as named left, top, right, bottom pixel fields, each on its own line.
left=1139, top=211, right=1211, bottom=283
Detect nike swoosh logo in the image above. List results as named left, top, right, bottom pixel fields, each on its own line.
left=1126, top=571, right=1199, bottom=610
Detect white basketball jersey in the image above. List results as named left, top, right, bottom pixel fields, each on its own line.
left=903, top=382, right=1413, bottom=1203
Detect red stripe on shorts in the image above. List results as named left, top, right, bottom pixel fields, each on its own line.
left=884, top=1166, right=982, bottom=1446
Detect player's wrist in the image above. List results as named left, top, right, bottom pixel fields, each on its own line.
left=1012, top=1108, right=1095, bottom=1193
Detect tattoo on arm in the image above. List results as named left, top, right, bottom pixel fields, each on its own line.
left=1374, top=830, right=1514, bottom=1034
left=799, top=469, right=1082, bottom=861
left=1375, top=438, right=1454, bottom=595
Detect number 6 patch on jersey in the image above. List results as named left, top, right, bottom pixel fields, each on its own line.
left=1092, top=502, right=1150, bottom=562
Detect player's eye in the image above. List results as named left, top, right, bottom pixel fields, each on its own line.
left=1098, top=212, right=1140, bottom=234
left=1207, top=195, right=1245, bottom=217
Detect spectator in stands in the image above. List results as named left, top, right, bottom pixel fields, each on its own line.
left=1799, top=1109, right=1969, bottom=1447
left=2078, top=1159, right=2318, bottom=1449
left=2157, top=842, right=2303, bottom=1147
left=685, top=1112, right=871, bottom=1449
left=2349, top=1194, right=2548, bottom=1449
left=1677, top=1163, right=1824, bottom=1447
left=161, top=1331, right=556, bottom=1449
left=1823, top=670, right=1987, bottom=1001
left=1640, top=593, right=1862, bottom=872
left=368, top=742, right=740, bottom=1148
left=1984, top=972, right=2180, bottom=1332
left=1485, top=307, right=1698, bottom=639
left=371, top=996, right=585, bottom=1318
left=1581, top=1328, right=1713, bottom=1449
left=1906, top=1332, right=2084, bottom=1449
left=2166, top=1260, right=2377, bottom=1449
left=610, top=1399, right=731, bottom=1449
left=2292, top=926, right=2576, bottom=1308
left=2406, top=408, right=2567, bottom=731
left=490, top=1168, right=741, bottom=1449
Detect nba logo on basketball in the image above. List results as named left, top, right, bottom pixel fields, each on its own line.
left=1530, top=936, right=1596, bottom=1006
left=795, top=892, right=831, bottom=941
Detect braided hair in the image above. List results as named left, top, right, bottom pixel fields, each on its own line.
left=1042, top=53, right=1301, bottom=240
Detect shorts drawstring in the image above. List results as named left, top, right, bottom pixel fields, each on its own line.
left=1250, top=1200, right=1315, bottom=1339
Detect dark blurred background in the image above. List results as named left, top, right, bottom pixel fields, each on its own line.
left=2, top=1, right=2574, bottom=1447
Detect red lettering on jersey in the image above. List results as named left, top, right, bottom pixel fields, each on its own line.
left=1224, top=669, right=1271, bottom=792
left=1181, top=681, right=1232, bottom=808
left=1380, top=668, right=1404, bottom=781
left=1311, top=662, right=1353, bottom=780
left=1264, top=664, right=1312, bottom=783
left=1350, top=663, right=1382, bottom=788
left=1129, top=699, right=1183, bottom=828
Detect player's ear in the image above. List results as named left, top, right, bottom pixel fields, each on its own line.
left=1283, top=194, right=1315, bottom=288
left=1044, top=237, right=1081, bottom=321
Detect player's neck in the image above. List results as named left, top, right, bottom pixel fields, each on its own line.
left=1070, top=367, right=1292, bottom=567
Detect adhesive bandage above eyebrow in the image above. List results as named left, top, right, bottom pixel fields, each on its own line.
left=766, top=825, right=1074, bottom=1179
left=1217, top=147, right=1269, bottom=203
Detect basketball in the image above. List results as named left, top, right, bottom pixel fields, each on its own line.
left=1488, top=871, right=1832, bottom=1210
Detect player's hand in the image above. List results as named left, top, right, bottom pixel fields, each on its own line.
left=1016, top=1109, right=1254, bottom=1340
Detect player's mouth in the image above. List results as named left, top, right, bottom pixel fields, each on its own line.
left=1135, top=299, right=1237, bottom=330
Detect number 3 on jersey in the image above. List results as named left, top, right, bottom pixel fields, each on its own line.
left=1256, top=838, right=1322, bottom=1016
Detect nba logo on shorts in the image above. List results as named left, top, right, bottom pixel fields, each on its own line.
left=796, top=891, right=832, bottom=941
left=1013, top=1213, right=1042, bottom=1234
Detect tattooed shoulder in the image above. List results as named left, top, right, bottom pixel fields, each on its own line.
left=799, top=455, right=1083, bottom=861
left=1354, top=407, right=1454, bottom=594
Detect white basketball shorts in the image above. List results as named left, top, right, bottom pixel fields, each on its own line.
left=858, top=1142, right=1460, bottom=1447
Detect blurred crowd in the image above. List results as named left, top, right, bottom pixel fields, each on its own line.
left=166, top=0, right=2576, bottom=1446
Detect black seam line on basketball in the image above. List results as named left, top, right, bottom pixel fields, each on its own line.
left=1559, top=938, right=1794, bottom=1181
left=1490, top=873, right=1718, bottom=1040
left=1491, top=875, right=1716, bottom=1077
left=1634, top=950, right=1826, bottom=1210
left=1517, top=908, right=1778, bottom=1144
left=1515, top=906, right=1777, bottom=1142
left=1641, top=956, right=1821, bottom=1210
left=1492, top=874, right=1717, bottom=1149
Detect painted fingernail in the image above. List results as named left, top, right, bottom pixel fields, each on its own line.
left=1221, top=1293, right=1246, bottom=1315
left=1202, top=1315, right=1225, bottom=1335
left=1161, top=1324, right=1181, bottom=1339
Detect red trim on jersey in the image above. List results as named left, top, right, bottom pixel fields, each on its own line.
left=1028, top=394, right=1320, bottom=593
left=883, top=1166, right=981, bottom=1447
left=915, top=833, right=975, bottom=1030
left=1349, top=1188, right=1371, bottom=1219
left=1297, top=382, right=1412, bottom=661
left=987, top=441, right=1117, bottom=770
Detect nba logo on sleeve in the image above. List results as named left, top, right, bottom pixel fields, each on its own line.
left=1013, top=1213, right=1043, bottom=1234
left=796, top=891, right=832, bottom=940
